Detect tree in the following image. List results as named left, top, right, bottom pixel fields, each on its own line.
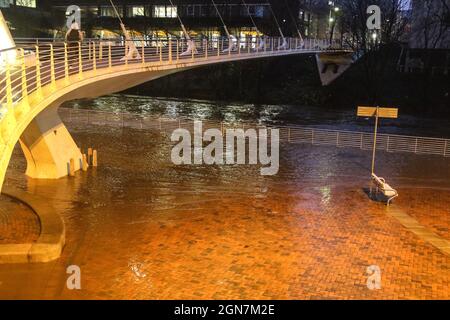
left=339, top=0, right=410, bottom=105
left=410, top=0, right=449, bottom=50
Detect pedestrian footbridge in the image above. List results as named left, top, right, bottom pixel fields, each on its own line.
left=0, top=35, right=352, bottom=191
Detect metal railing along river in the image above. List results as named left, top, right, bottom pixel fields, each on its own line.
left=59, top=108, right=450, bottom=158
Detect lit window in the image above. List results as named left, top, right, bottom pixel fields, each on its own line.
left=186, top=5, right=195, bottom=16
left=15, top=0, right=35, bottom=8
left=153, top=5, right=177, bottom=18
left=243, top=5, right=264, bottom=18
left=0, top=0, right=13, bottom=8
left=166, top=6, right=177, bottom=18
left=131, top=6, right=145, bottom=17
left=254, top=6, right=264, bottom=17
left=100, top=6, right=123, bottom=17
left=153, top=6, right=165, bottom=18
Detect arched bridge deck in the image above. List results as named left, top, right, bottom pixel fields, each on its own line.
left=0, top=36, right=350, bottom=191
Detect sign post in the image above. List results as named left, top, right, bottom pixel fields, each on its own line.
left=357, top=106, right=398, bottom=175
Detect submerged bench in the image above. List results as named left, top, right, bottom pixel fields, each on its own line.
left=370, top=173, right=398, bottom=205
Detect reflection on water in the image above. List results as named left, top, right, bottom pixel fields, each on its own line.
left=0, top=95, right=449, bottom=299
left=64, top=95, right=450, bottom=137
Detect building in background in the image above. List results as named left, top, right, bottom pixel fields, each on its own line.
left=0, top=0, right=53, bottom=37
left=298, top=0, right=327, bottom=39
left=1, top=0, right=337, bottom=41
left=48, top=0, right=277, bottom=40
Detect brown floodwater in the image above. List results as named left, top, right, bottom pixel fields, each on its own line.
left=0, top=96, right=449, bottom=299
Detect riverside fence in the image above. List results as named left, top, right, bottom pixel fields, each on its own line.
left=59, top=108, right=450, bottom=158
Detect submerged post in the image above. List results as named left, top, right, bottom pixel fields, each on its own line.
left=93, top=150, right=98, bottom=167
left=69, top=158, right=75, bottom=176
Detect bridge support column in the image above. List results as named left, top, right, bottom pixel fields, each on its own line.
left=19, top=106, right=82, bottom=180
left=315, top=52, right=354, bottom=86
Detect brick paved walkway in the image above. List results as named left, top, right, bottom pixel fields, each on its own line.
left=0, top=194, right=40, bottom=244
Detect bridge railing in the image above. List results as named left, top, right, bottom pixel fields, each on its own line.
left=0, top=36, right=341, bottom=148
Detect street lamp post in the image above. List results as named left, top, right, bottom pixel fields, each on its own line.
left=328, top=1, right=340, bottom=45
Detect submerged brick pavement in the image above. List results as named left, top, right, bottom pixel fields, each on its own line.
left=0, top=126, right=448, bottom=299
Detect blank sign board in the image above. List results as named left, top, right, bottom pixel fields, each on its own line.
left=357, top=106, right=398, bottom=119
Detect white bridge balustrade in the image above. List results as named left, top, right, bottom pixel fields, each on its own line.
left=0, top=35, right=347, bottom=192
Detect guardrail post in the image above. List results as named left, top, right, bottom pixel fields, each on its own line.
left=169, top=38, right=173, bottom=62
left=444, top=140, right=448, bottom=157
left=176, top=39, right=179, bottom=62
left=49, top=44, right=56, bottom=87
left=217, top=39, right=220, bottom=57
left=64, top=43, right=69, bottom=82
left=78, top=42, right=83, bottom=79
left=204, top=39, right=208, bottom=59
left=108, top=43, right=112, bottom=69
left=125, top=41, right=129, bottom=66
left=92, top=42, right=96, bottom=71
left=5, top=63, right=12, bottom=107
left=160, top=41, right=163, bottom=62
left=415, top=138, right=418, bottom=154
left=386, top=135, right=390, bottom=152
left=21, top=52, right=29, bottom=106
left=142, top=43, right=145, bottom=64
left=35, top=45, right=42, bottom=96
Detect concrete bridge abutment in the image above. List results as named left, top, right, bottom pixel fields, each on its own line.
left=19, top=105, right=82, bottom=180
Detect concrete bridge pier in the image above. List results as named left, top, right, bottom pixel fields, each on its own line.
left=315, top=52, right=355, bottom=86
left=19, top=105, right=82, bottom=180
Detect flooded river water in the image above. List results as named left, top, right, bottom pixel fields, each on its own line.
left=0, top=96, right=449, bottom=299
